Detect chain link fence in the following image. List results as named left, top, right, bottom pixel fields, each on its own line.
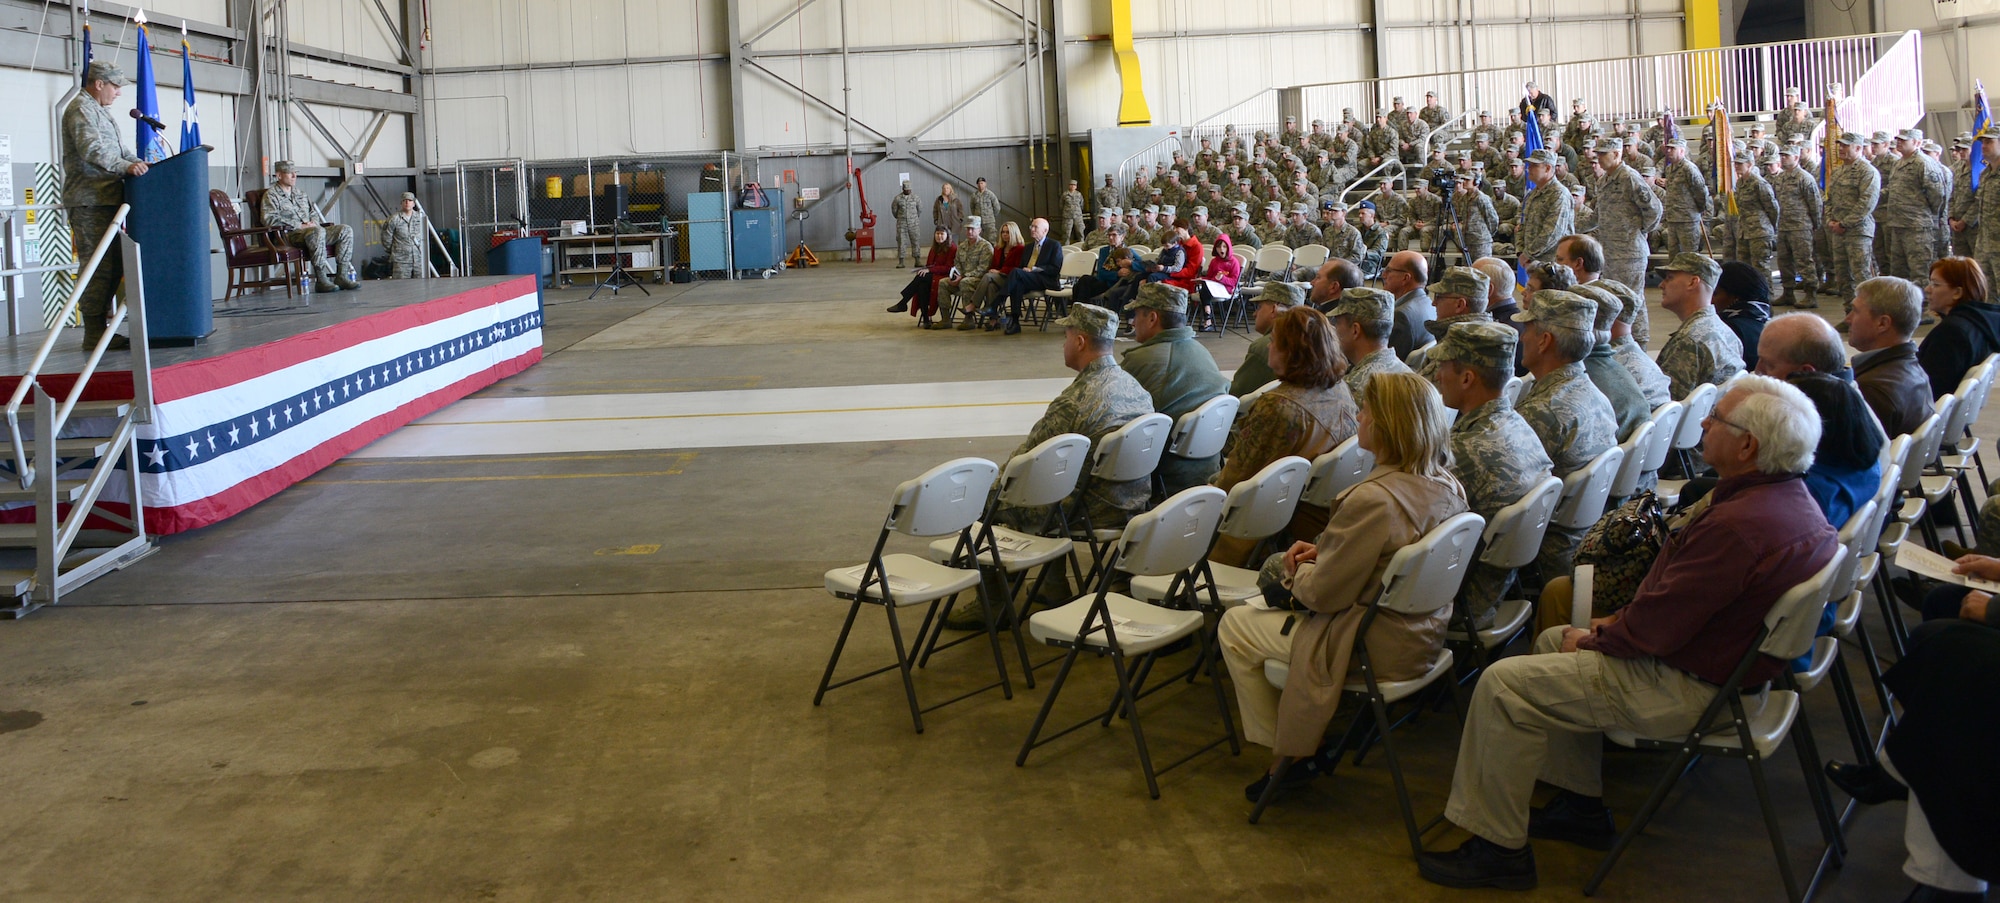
left=447, top=153, right=761, bottom=282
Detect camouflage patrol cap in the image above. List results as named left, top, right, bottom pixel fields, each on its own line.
left=1475, top=132, right=1491, bottom=143
left=1430, top=321, right=1519, bottom=371
left=1328, top=286, right=1395, bottom=325
left=1480, top=110, right=1492, bottom=118
left=1898, top=128, right=1924, bottom=142
left=1290, top=203, right=1311, bottom=216
left=1160, top=205, right=1177, bottom=217
left=1871, top=130, right=1890, bottom=142
left=1131, top=282, right=1190, bottom=314
left=1597, top=279, right=1645, bottom=324
left=1426, top=90, right=1437, bottom=98
left=1435, top=266, right=1490, bottom=301
left=1837, top=131, right=1866, bottom=146
left=1664, top=136, right=1688, bottom=148
left=1925, top=140, right=1943, bottom=154
left=1568, top=283, right=1623, bottom=331
left=1779, top=142, right=1800, bottom=156
left=1264, top=201, right=1283, bottom=212
left=1145, top=204, right=1161, bottom=214
left=1732, top=149, right=1756, bottom=164
left=1511, top=290, right=1597, bottom=333
left=1522, top=149, right=1558, bottom=168
left=1229, top=207, right=1248, bottom=220
left=1659, top=252, right=1722, bottom=288
left=85, top=61, right=134, bottom=86
left=966, top=216, right=983, bottom=229
left=1376, top=109, right=1390, bottom=119
left=401, top=191, right=417, bottom=201
left=1258, top=281, right=1305, bottom=308
left=1393, top=96, right=1405, bottom=105
left=1054, top=303, right=1119, bottom=342
left=1232, top=201, right=1249, bottom=213
left=1323, top=200, right=1348, bottom=213
left=273, top=160, right=297, bottom=174
left=1192, top=206, right=1209, bottom=217
left=1457, top=149, right=1473, bottom=160
left=1312, top=119, right=1325, bottom=127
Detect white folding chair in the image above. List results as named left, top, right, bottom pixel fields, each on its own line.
left=1131, top=455, right=1311, bottom=608
left=1255, top=246, right=1295, bottom=282
left=1656, top=382, right=1718, bottom=507
left=920, top=433, right=1092, bottom=680
left=1873, top=436, right=1918, bottom=657
left=1127, top=245, right=1153, bottom=258
left=1553, top=445, right=1625, bottom=536
left=1901, top=398, right=1958, bottom=549
left=1029, top=252, right=1100, bottom=330
left=1934, top=372, right=1987, bottom=532
left=1074, top=413, right=1174, bottom=585
left=1586, top=547, right=1849, bottom=903
left=1445, top=475, right=1564, bottom=669
left=1635, top=401, right=1685, bottom=484
left=1607, top=419, right=1657, bottom=500
left=1302, top=436, right=1377, bottom=509
left=1017, top=486, right=1240, bottom=799
left=1251, top=512, right=1487, bottom=846
left=1940, top=353, right=1998, bottom=488
left=1291, top=243, right=1331, bottom=274
left=1157, top=394, right=1239, bottom=500
left=1504, top=375, right=1532, bottom=407
left=814, top=457, right=1003, bottom=733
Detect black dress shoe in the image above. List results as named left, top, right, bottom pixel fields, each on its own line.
left=1902, top=883, right=1989, bottom=902
left=1826, top=760, right=1908, bottom=804
left=1529, top=790, right=1617, bottom=851
left=1417, top=836, right=1538, bottom=891
left=1002, top=317, right=1021, bottom=335
left=1243, top=757, right=1322, bottom=803
left=887, top=301, right=909, bottom=313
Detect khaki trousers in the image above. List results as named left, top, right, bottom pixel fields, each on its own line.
left=1443, top=626, right=1716, bottom=848
left=1217, top=606, right=1297, bottom=749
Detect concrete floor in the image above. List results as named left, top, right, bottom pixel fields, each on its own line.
left=0, top=262, right=1942, bottom=900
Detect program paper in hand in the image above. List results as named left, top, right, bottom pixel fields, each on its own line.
left=1895, top=544, right=2000, bottom=593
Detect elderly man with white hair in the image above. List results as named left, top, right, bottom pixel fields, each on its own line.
left=1419, top=374, right=1841, bottom=891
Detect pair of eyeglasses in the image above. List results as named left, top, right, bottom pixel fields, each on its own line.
left=1702, top=413, right=1750, bottom=434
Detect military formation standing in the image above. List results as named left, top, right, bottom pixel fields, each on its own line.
left=889, top=182, right=923, bottom=268
left=60, top=61, right=148, bottom=351
left=1729, top=150, right=1780, bottom=277
left=1824, top=132, right=1881, bottom=300
left=1771, top=144, right=1822, bottom=307
left=1590, top=143, right=1662, bottom=343
left=1655, top=138, right=1709, bottom=258
left=1881, top=129, right=1948, bottom=280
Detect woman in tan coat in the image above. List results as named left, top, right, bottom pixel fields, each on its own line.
left=1209, top=307, right=1357, bottom=565
left=1218, top=371, right=1468, bottom=800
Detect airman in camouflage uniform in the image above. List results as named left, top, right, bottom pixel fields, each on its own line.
left=1517, top=150, right=1574, bottom=265
left=889, top=182, right=924, bottom=267
left=1563, top=99, right=1596, bottom=153
left=1729, top=150, right=1780, bottom=275
left=1825, top=131, right=1881, bottom=299
left=1511, top=290, right=1620, bottom=579
left=1450, top=172, right=1499, bottom=262
left=263, top=161, right=357, bottom=291
left=1160, top=170, right=1190, bottom=209
left=945, top=218, right=994, bottom=327
left=1320, top=202, right=1366, bottom=265
left=1591, top=144, right=1664, bottom=344
left=1434, top=322, right=1555, bottom=627
left=1974, top=133, right=2000, bottom=282
left=61, top=61, right=147, bottom=349
left=1125, top=172, right=1153, bottom=212
left=1329, top=288, right=1415, bottom=400
left=1080, top=209, right=1114, bottom=251
left=1255, top=202, right=1287, bottom=247
left=994, top=303, right=1156, bottom=533
left=1224, top=206, right=1262, bottom=251
left=383, top=192, right=427, bottom=279
left=1931, top=140, right=1956, bottom=261
left=1950, top=136, right=1980, bottom=259
left=972, top=178, right=1002, bottom=242
left=1882, top=129, right=1947, bottom=279
left=1370, top=180, right=1410, bottom=242
left=1772, top=144, right=1823, bottom=306
left=1774, top=100, right=1816, bottom=147
left=1492, top=187, right=1521, bottom=246
left=1655, top=137, right=1710, bottom=258
left=1599, top=279, right=1672, bottom=407
left=1365, top=111, right=1399, bottom=171
left=1284, top=205, right=1324, bottom=248
left=1059, top=179, right=1087, bottom=244
left=1411, top=267, right=1496, bottom=381
left=1654, top=253, right=1746, bottom=399
left=1472, top=111, right=1503, bottom=148
left=1420, top=91, right=1452, bottom=149
left=1354, top=202, right=1392, bottom=274
left=1403, top=181, right=1446, bottom=251
left=1095, top=175, right=1121, bottom=214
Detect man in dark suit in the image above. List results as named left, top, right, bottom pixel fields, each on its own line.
left=1847, top=275, right=1936, bottom=438
left=1382, top=250, right=1436, bottom=360
left=1001, top=217, right=1065, bottom=335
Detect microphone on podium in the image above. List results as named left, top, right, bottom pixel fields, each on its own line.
left=129, top=108, right=169, bottom=131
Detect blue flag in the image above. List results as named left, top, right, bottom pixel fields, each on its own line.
left=1974, top=81, right=1991, bottom=191
left=179, top=26, right=200, bottom=151
left=79, top=18, right=92, bottom=85
left=132, top=18, right=170, bottom=162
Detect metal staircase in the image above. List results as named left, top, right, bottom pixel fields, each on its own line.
left=0, top=204, right=157, bottom=617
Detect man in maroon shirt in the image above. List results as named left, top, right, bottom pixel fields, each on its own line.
left=1418, top=374, right=1841, bottom=891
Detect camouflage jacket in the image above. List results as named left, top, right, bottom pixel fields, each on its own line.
left=1824, top=157, right=1881, bottom=233
left=1593, top=163, right=1663, bottom=253
left=953, top=237, right=995, bottom=283
left=1519, top=181, right=1575, bottom=260
left=1285, top=222, right=1324, bottom=248
left=1611, top=335, right=1673, bottom=408
left=890, top=192, right=923, bottom=223
left=1734, top=171, right=1781, bottom=238
left=1656, top=306, right=1745, bottom=400
left=60, top=94, right=138, bottom=206
left=1357, top=222, right=1391, bottom=255
left=1772, top=164, right=1822, bottom=232
left=1453, top=189, right=1499, bottom=242
left=1880, top=153, right=1947, bottom=229
left=1343, top=346, right=1413, bottom=403
left=1324, top=224, right=1366, bottom=263
left=1515, top=361, right=1619, bottom=478
left=260, top=185, right=328, bottom=232
left=1010, top=356, right=1156, bottom=528
left=1660, top=156, right=1711, bottom=223
left=1978, top=168, right=2000, bottom=256
left=1450, top=396, right=1555, bottom=521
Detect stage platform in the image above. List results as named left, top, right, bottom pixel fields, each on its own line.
left=0, top=276, right=544, bottom=534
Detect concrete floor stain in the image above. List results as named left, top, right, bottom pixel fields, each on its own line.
left=0, top=710, right=44, bottom=734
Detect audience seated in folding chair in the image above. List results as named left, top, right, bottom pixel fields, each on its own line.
left=1209, top=306, right=1358, bottom=565
left=941, top=303, right=1154, bottom=627
left=1228, top=281, right=1300, bottom=398
left=1471, top=257, right=1527, bottom=377
left=1511, top=289, right=1620, bottom=584
left=996, top=218, right=1065, bottom=336
left=1418, top=374, right=1839, bottom=891
left=1217, top=372, right=1469, bottom=802
left=1194, top=232, right=1242, bottom=329
left=885, top=226, right=957, bottom=328
left=1918, top=257, right=2000, bottom=399
left=1123, top=283, right=1231, bottom=497
left=1307, top=258, right=1365, bottom=317
left=1909, top=556, right=2000, bottom=626
left=1847, top=276, right=1935, bottom=438
left=1823, top=619, right=2000, bottom=902
left=1433, top=321, right=1555, bottom=631
left=1070, top=225, right=1131, bottom=309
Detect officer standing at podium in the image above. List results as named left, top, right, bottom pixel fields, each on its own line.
left=263, top=160, right=358, bottom=293
left=61, top=60, right=148, bottom=351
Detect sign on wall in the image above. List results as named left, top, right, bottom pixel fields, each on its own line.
left=1937, top=0, right=2000, bottom=19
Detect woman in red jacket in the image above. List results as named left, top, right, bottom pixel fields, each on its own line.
left=1196, top=232, right=1242, bottom=329
left=1161, top=219, right=1206, bottom=294
left=884, top=226, right=957, bottom=327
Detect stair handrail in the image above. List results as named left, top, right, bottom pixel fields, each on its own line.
left=1341, top=158, right=1409, bottom=207
left=4, top=203, right=131, bottom=489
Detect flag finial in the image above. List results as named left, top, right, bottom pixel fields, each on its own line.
left=133, top=8, right=146, bottom=25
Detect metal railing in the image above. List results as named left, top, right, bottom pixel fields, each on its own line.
left=1, top=203, right=79, bottom=338
left=1112, top=135, right=1189, bottom=201
left=1194, top=31, right=1916, bottom=143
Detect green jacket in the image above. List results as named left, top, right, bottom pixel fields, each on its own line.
left=1124, top=326, right=1230, bottom=495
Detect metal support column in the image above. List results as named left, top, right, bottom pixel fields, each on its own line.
left=725, top=0, right=751, bottom=157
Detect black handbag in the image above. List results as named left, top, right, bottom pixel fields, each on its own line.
left=1573, top=491, right=1674, bottom=617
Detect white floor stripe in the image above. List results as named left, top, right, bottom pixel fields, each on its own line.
left=350, top=377, right=1080, bottom=458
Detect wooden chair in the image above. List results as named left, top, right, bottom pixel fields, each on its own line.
left=209, top=189, right=302, bottom=300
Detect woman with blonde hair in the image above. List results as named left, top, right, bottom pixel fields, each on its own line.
left=1209, top=306, right=1356, bottom=563
left=1218, top=371, right=1468, bottom=801
left=965, top=221, right=1027, bottom=329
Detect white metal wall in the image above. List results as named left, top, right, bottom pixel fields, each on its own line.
left=1888, top=3, right=2000, bottom=125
